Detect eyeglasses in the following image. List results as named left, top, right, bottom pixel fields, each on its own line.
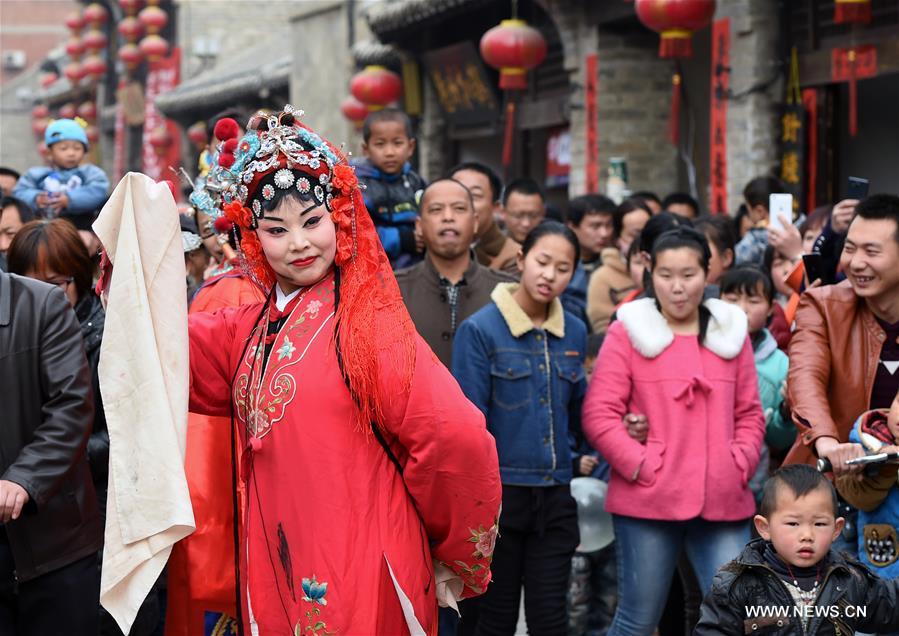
left=506, top=211, right=544, bottom=223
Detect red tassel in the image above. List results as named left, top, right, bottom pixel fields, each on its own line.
left=659, top=30, right=693, bottom=59
left=834, top=0, right=871, bottom=24
left=502, top=101, right=516, bottom=167
left=668, top=73, right=682, bottom=145
left=848, top=49, right=858, bottom=137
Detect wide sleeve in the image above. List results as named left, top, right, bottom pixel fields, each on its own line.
left=66, top=165, right=110, bottom=215
left=2, top=288, right=93, bottom=509
left=187, top=306, right=244, bottom=417
left=787, top=292, right=839, bottom=450
left=582, top=321, right=648, bottom=482
left=451, top=318, right=492, bottom=417
left=730, top=338, right=766, bottom=482
left=382, top=337, right=502, bottom=599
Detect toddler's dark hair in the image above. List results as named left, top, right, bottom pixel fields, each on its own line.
left=759, top=464, right=839, bottom=518
left=362, top=108, right=414, bottom=143
left=720, top=266, right=775, bottom=304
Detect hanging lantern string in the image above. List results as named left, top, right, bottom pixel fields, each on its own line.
left=668, top=61, right=683, bottom=146
left=787, top=46, right=801, bottom=105
left=511, top=0, right=518, bottom=20
left=848, top=48, right=858, bottom=137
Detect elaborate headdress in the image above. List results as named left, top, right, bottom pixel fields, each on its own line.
left=211, top=105, right=415, bottom=429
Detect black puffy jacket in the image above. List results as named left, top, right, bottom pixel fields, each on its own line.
left=695, top=539, right=899, bottom=635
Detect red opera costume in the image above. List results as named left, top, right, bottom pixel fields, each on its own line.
left=162, top=107, right=501, bottom=634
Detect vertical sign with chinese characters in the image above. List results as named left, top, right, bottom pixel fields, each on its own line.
left=802, top=88, right=818, bottom=212
left=780, top=47, right=804, bottom=212
left=709, top=19, right=730, bottom=215
left=585, top=53, right=599, bottom=193
left=142, top=47, right=181, bottom=180
left=422, top=42, right=498, bottom=126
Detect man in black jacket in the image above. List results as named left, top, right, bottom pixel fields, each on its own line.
left=0, top=272, right=103, bottom=634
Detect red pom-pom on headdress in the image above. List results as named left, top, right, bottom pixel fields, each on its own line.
left=218, top=152, right=235, bottom=168
left=213, top=216, right=232, bottom=234
left=222, top=138, right=238, bottom=154
left=213, top=118, right=239, bottom=142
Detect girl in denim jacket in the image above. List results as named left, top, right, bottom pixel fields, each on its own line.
left=583, top=227, right=765, bottom=636
left=453, top=222, right=587, bottom=635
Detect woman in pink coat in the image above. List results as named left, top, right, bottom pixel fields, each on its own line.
left=582, top=227, right=764, bottom=636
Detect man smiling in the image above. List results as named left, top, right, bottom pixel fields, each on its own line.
left=786, top=195, right=899, bottom=481
left=396, top=179, right=513, bottom=367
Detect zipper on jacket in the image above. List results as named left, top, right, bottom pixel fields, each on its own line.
left=542, top=332, right=556, bottom=474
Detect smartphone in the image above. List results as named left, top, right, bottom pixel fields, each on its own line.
left=848, top=176, right=869, bottom=200
left=768, top=193, right=793, bottom=232
left=802, top=253, right=828, bottom=285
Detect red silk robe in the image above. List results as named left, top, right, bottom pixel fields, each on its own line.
left=167, top=271, right=265, bottom=636
left=187, top=272, right=501, bottom=635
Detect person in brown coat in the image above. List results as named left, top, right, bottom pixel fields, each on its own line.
left=785, top=195, right=899, bottom=473
left=396, top=178, right=514, bottom=367
left=449, top=162, right=520, bottom=276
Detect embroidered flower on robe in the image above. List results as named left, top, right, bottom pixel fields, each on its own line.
left=302, top=575, right=328, bottom=605
left=469, top=523, right=499, bottom=560
left=277, top=337, right=297, bottom=361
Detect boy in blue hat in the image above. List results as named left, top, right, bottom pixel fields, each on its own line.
left=14, top=118, right=109, bottom=220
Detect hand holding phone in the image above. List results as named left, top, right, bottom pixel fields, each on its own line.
left=847, top=176, right=869, bottom=200
left=802, top=253, right=828, bottom=286
left=768, top=193, right=793, bottom=233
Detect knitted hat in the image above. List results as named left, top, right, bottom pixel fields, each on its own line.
left=45, top=118, right=89, bottom=149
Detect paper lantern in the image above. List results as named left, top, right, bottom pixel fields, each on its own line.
left=83, top=3, right=108, bottom=28
left=65, top=37, right=86, bottom=60
left=77, top=101, right=98, bottom=123
left=117, top=17, right=143, bottom=42
left=82, top=29, right=108, bottom=53
left=138, top=4, right=168, bottom=34
left=341, top=96, right=369, bottom=127
left=350, top=66, right=403, bottom=109
left=59, top=102, right=78, bottom=119
left=65, top=11, right=85, bottom=34
left=634, top=0, right=716, bottom=59
left=479, top=19, right=547, bottom=90
left=139, top=34, right=169, bottom=62
left=32, top=104, right=50, bottom=119
left=63, top=63, right=85, bottom=85
left=82, top=55, right=107, bottom=82
left=118, top=43, right=143, bottom=70
left=834, top=0, right=871, bottom=24
left=148, top=126, right=172, bottom=156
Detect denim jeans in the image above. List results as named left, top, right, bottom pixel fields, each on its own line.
left=608, top=515, right=750, bottom=636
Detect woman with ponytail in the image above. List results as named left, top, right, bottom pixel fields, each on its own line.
left=582, top=227, right=765, bottom=636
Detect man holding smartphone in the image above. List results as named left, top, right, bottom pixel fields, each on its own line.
left=786, top=194, right=899, bottom=482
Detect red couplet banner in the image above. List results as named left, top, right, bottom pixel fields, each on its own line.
left=585, top=53, right=599, bottom=193
left=709, top=18, right=730, bottom=215
left=142, top=47, right=181, bottom=180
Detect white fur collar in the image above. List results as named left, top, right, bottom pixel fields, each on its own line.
left=616, top=297, right=747, bottom=359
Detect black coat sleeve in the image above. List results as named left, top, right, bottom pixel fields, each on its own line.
left=2, top=288, right=93, bottom=510
left=857, top=566, right=899, bottom=631
left=694, top=571, right=745, bottom=636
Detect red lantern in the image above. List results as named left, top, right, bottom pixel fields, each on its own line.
left=40, top=72, right=58, bottom=89
left=65, top=37, right=86, bottom=60
left=138, top=4, right=168, bottom=34
left=117, top=17, right=143, bottom=42
left=86, top=125, right=100, bottom=145
left=63, top=63, right=85, bottom=85
left=78, top=101, right=98, bottom=123
left=32, top=104, right=50, bottom=119
left=65, top=11, right=85, bottom=34
left=83, top=3, right=108, bottom=28
left=32, top=118, right=49, bottom=138
left=139, top=34, right=169, bottom=62
left=479, top=19, right=548, bottom=90
left=187, top=121, right=208, bottom=149
left=119, top=0, right=142, bottom=15
left=82, top=29, right=108, bottom=53
left=148, top=126, right=172, bottom=157
left=634, top=0, right=716, bottom=59
left=59, top=102, right=78, bottom=119
left=834, top=0, right=871, bottom=24
left=118, top=43, right=143, bottom=70
left=38, top=142, right=49, bottom=160
left=82, top=55, right=107, bottom=81
left=341, top=96, right=369, bottom=128
left=350, top=66, right=403, bottom=109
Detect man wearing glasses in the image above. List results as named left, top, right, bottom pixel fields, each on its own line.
left=500, top=177, right=547, bottom=244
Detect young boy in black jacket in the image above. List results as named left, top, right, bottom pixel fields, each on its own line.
left=695, top=464, right=899, bottom=635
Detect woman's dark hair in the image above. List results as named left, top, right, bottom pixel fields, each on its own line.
left=719, top=266, right=775, bottom=304
left=566, top=194, right=616, bottom=227
left=631, top=190, right=661, bottom=208
left=0, top=196, right=36, bottom=224
left=521, top=220, right=580, bottom=264
left=649, top=226, right=711, bottom=273
left=625, top=234, right=642, bottom=265
left=694, top=215, right=736, bottom=260
left=613, top=197, right=652, bottom=239
left=798, top=205, right=832, bottom=239
left=7, top=218, right=95, bottom=298
left=256, top=171, right=318, bottom=214
left=649, top=227, right=713, bottom=343
left=638, top=211, right=690, bottom=254
left=661, top=192, right=701, bottom=218
left=743, top=175, right=785, bottom=209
